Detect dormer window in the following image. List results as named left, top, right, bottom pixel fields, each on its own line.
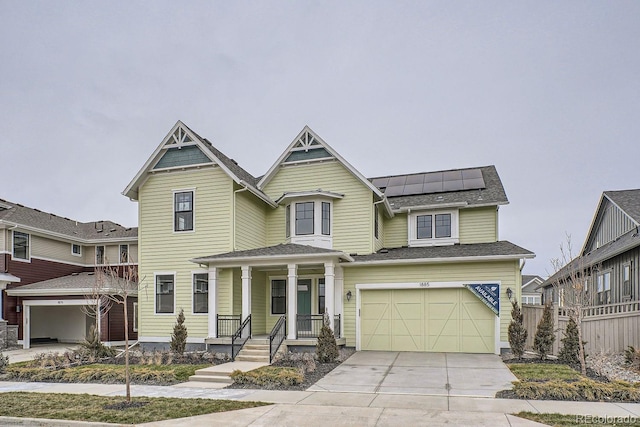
left=409, top=210, right=458, bottom=247
left=278, top=191, right=343, bottom=249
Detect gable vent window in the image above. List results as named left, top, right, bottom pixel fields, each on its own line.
left=174, top=191, right=194, bottom=232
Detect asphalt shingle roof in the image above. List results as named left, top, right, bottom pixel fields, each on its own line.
left=370, top=165, right=508, bottom=210
left=605, top=189, right=640, bottom=224
left=350, top=241, right=533, bottom=262
left=192, top=243, right=346, bottom=262
left=0, top=199, right=137, bottom=241
left=6, top=271, right=137, bottom=295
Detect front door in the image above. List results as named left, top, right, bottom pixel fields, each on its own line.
left=297, top=279, right=312, bottom=332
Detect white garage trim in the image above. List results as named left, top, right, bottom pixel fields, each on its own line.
left=355, top=281, right=502, bottom=354
left=22, top=299, right=97, bottom=349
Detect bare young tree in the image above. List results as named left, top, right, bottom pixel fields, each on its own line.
left=549, top=235, right=593, bottom=376
left=84, top=261, right=138, bottom=403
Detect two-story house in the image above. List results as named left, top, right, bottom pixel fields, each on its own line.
left=0, top=199, right=138, bottom=348
left=541, top=190, right=640, bottom=307
left=124, top=121, right=534, bottom=355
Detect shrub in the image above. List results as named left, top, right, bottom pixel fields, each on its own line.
left=0, top=351, right=8, bottom=373
left=170, top=309, right=188, bottom=355
left=533, top=303, right=555, bottom=360
left=508, top=300, right=527, bottom=358
left=558, top=316, right=585, bottom=365
left=316, top=312, right=339, bottom=363
left=230, top=366, right=303, bottom=388
left=511, top=378, right=640, bottom=402
left=81, top=324, right=116, bottom=359
left=624, top=346, right=640, bottom=371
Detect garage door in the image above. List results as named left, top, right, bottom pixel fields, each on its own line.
left=360, top=288, right=495, bottom=353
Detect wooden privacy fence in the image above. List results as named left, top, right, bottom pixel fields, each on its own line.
left=522, top=301, right=640, bottom=355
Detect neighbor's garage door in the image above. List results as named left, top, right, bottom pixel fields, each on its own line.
left=360, top=288, right=494, bottom=353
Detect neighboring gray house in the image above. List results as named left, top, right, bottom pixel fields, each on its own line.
left=521, top=275, right=543, bottom=305
left=540, top=189, right=640, bottom=306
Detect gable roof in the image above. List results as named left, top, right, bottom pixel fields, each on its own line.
left=372, top=165, right=508, bottom=211
left=122, top=121, right=276, bottom=207
left=0, top=198, right=137, bottom=242
left=522, top=275, right=543, bottom=292
left=191, top=243, right=353, bottom=265
left=581, top=189, right=640, bottom=255
left=257, top=126, right=394, bottom=217
left=6, top=271, right=137, bottom=296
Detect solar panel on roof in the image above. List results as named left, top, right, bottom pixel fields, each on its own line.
left=388, top=176, right=407, bottom=186
left=384, top=186, right=405, bottom=197
left=376, top=168, right=485, bottom=197
left=443, top=179, right=464, bottom=191
left=405, top=174, right=425, bottom=185
left=371, top=177, right=389, bottom=188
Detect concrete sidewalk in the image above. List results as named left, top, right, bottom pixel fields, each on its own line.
left=1, top=380, right=640, bottom=426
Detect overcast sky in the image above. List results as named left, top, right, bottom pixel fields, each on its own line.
left=1, top=1, right=638, bottom=277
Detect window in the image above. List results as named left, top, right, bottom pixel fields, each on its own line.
left=71, top=244, right=82, bottom=256
left=271, top=280, right=286, bottom=315
left=285, top=205, right=291, bottom=238
left=417, top=215, right=432, bottom=239
left=623, top=263, right=632, bottom=298
left=409, top=210, right=458, bottom=247
left=597, top=271, right=611, bottom=304
left=174, top=191, right=194, bottom=232
left=318, top=278, right=325, bottom=314
left=321, top=202, right=330, bottom=235
left=295, top=202, right=314, bottom=235
left=12, top=231, right=29, bottom=260
left=193, top=273, right=208, bottom=314
left=120, top=244, right=129, bottom=263
left=374, top=205, right=379, bottom=239
left=132, top=302, right=138, bottom=332
left=95, top=245, right=105, bottom=265
left=156, top=274, right=175, bottom=314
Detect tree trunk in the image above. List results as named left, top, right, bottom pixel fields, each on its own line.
left=575, top=306, right=587, bottom=376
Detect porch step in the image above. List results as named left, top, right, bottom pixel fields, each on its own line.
left=188, top=361, right=269, bottom=384
left=235, top=354, right=270, bottom=362
left=235, top=338, right=271, bottom=363
left=188, top=374, right=234, bottom=384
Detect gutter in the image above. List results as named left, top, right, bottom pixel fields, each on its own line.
left=0, top=220, right=137, bottom=245
left=342, top=253, right=535, bottom=267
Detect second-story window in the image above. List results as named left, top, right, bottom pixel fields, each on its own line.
left=174, top=191, right=194, bottom=232
left=120, top=244, right=129, bottom=263
left=409, top=210, right=458, bottom=247
left=285, top=205, right=291, bottom=238
left=295, top=202, right=314, bottom=235
left=322, top=202, right=331, bottom=235
left=71, top=244, right=82, bottom=256
left=12, top=231, right=30, bottom=261
left=96, top=245, right=105, bottom=265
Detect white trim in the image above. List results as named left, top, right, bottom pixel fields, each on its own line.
left=408, top=209, right=459, bottom=247
left=276, top=190, right=344, bottom=205
left=154, top=272, right=176, bottom=315
left=11, top=230, right=31, bottom=262
left=344, top=253, right=534, bottom=267
left=0, top=220, right=136, bottom=245
left=354, top=281, right=502, bottom=354
left=173, top=188, right=196, bottom=234
left=191, top=270, right=209, bottom=316
left=132, top=302, right=138, bottom=332
left=191, top=253, right=352, bottom=268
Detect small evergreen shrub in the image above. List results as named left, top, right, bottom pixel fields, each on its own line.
left=624, top=346, right=640, bottom=371
left=508, top=300, right=528, bottom=358
left=316, top=312, right=339, bottom=363
left=0, top=351, right=8, bottom=373
left=558, top=316, right=585, bottom=365
left=81, top=324, right=116, bottom=359
left=533, top=302, right=556, bottom=360
left=170, top=309, right=188, bottom=355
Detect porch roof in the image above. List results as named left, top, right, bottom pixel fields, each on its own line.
left=191, top=243, right=353, bottom=266
left=6, top=272, right=137, bottom=297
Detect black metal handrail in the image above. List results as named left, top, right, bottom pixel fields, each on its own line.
left=231, top=314, right=251, bottom=361
left=217, top=314, right=241, bottom=338
left=269, top=315, right=287, bottom=363
left=296, top=314, right=342, bottom=338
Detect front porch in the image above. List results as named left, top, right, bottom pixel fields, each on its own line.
left=191, top=244, right=353, bottom=358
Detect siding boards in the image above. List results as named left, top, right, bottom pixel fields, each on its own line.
left=342, top=261, right=518, bottom=347
left=251, top=270, right=267, bottom=334
left=586, top=199, right=636, bottom=252
left=137, top=167, right=233, bottom=338
left=235, top=189, right=267, bottom=250
left=263, top=161, right=374, bottom=254
left=459, top=207, right=497, bottom=244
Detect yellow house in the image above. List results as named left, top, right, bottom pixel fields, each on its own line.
left=124, top=121, right=534, bottom=356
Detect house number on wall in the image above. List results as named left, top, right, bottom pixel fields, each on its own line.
left=419, top=282, right=429, bottom=287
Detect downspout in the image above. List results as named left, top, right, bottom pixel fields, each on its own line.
left=232, top=186, right=249, bottom=251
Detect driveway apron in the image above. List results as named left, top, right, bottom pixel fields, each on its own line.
left=308, top=351, right=517, bottom=397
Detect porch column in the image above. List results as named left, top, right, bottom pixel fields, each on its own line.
left=324, top=261, right=335, bottom=331
left=23, top=304, right=30, bottom=349
left=287, top=263, right=297, bottom=339
left=207, top=266, right=218, bottom=338
left=96, top=299, right=101, bottom=341
left=335, top=265, right=344, bottom=337
left=241, top=265, right=252, bottom=323
left=0, top=286, right=5, bottom=321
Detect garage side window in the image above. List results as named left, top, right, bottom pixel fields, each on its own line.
left=193, top=273, right=208, bottom=314
left=156, top=274, right=175, bottom=314
left=271, top=280, right=286, bottom=315
left=12, top=231, right=30, bottom=261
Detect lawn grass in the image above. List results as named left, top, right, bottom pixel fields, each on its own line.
left=507, top=363, right=582, bottom=381
left=515, top=411, right=640, bottom=427
left=0, top=392, right=270, bottom=424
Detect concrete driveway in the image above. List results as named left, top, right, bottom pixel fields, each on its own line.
left=308, top=351, right=517, bottom=397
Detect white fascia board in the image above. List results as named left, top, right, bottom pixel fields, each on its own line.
left=0, top=272, right=21, bottom=283
left=191, top=252, right=354, bottom=268
left=0, top=220, right=137, bottom=245
left=239, top=180, right=278, bottom=208
left=342, top=253, right=535, bottom=267
left=275, top=190, right=345, bottom=205
left=8, top=288, right=138, bottom=297
left=393, top=202, right=468, bottom=213
left=257, top=126, right=394, bottom=217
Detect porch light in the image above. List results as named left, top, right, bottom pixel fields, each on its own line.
left=506, top=287, right=513, bottom=301
left=346, top=290, right=352, bottom=302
